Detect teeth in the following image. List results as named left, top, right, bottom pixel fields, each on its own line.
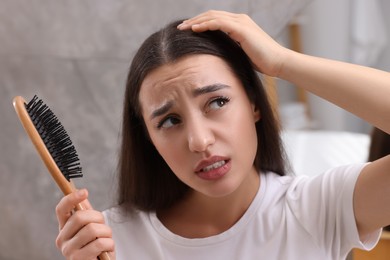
left=202, top=160, right=226, bottom=172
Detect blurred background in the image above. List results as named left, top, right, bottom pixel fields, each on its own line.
left=0, top=0, right=389, bottom=259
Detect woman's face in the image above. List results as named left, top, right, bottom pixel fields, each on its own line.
left=139, top=54, right=260, bottom=198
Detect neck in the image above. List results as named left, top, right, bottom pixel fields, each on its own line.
left=157, top=168, right=260, bottom=238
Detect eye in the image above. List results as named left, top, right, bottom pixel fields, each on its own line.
left=157, top=115, right=181, bottom=129
left=207, top=96, right=231, bottom=111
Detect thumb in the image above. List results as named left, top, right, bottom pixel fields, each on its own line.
left=75, top=189, right=94, bottom=211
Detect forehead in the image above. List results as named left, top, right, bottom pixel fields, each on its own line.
left=138, top=54, right=239, bottom=111
left=142, top=54, right=234, bottom=89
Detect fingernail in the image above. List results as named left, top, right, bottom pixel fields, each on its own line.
left=177, top=22, right=190, bottom=30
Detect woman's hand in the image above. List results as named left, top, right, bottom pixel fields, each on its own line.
left=55, top=189, right=115, bottom=260
left=177, top=10, right=288, bottom=77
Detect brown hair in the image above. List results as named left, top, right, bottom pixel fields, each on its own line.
left=368, top=127, right=390, bottom=162
left=117, top=20, right=286, bottom=212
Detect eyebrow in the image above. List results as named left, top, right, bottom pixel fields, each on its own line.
left=192, top=83, right=230, bottom=97
left=150, top=100, right=174, bottom=120
left=150, top=83, right=230, bottom=120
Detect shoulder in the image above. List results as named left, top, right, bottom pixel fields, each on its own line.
left=103, top=206, right=149, bottom=230
left=269, top=163, right=366, bottom=187
left=103, top=206, right=157, bottom=253
left=261, top=164, right=370, bottom=256
left=262, top=163, right=367, bottom=205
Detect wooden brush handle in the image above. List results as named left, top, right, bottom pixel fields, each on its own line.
left=13, top=96, right=111, bottom=260
left=98, top=252, right=111, bottom=260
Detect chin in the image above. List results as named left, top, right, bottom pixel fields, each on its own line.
left=200, top=178, right=243, bottom=199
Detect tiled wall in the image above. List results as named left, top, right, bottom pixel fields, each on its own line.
left=0, top=1, right=310, bottom=259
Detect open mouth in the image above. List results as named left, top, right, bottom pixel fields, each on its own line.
left=195, top=159, right=231, bottom=181
left=200, top=160, right=227, bottom=172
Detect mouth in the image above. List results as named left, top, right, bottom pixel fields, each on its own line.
left=195, top=157, right=231, bottom=181
left=199, top=160, right=227, bottom=172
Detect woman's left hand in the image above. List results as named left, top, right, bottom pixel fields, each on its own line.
left=177, top=10, right=288, bottom=77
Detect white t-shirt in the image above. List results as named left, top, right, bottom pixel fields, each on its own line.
left=103, top=163, right=381, bottom=260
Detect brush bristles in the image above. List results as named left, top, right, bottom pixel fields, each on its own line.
left=26, top=95, right=83, bottom=181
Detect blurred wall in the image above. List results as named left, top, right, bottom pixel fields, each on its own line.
left=297, top=0, right=389, bottom=133
left=0, top=0, right=310, bottom=259
left=376, top=0, right=390, bottom=72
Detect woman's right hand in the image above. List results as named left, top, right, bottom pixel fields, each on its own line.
left=177, top=10, right=289, bottom=77
left=55, top=189, right=115, bottom=260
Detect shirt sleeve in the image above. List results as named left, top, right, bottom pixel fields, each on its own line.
left=286, top=163, right=381, bottom=258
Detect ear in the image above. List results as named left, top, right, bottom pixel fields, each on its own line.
left=251, top=104, right=261, bottom=122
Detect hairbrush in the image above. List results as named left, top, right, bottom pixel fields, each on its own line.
left=13, top=95, right=111, bottom=260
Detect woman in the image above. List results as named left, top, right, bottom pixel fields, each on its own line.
left=55, top=11, right=390, bottom=259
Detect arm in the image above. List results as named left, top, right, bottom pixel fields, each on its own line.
left=354, top=156, right=390, bottom=238
left=178, top=10, right=390, bottom=237
left=178, top=10, right=390, bottom=133
left=280, top=51, right=390, bottom=133
left=280, top=51, right=390, bottom=237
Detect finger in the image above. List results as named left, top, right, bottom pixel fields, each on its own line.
left=83, top=237, right=115, bottom=257
left=60, top=222, right=113, bottom=256
left=77, top=222, right=113, bottom=245
left=56, top=189, right=89, bottom=230
left=191, top=19, right=235, bottom=34
left=178, top=17, right=237, bottom=36
left=178, top=10, right=236, bottom=31
left=183, top=10, right=235, bottom=25
left=79, top=196, right=93, bottom=210
left=57, top=209, right=106, bottom=245
left=71, top=238, right=115, bottom=260
left=178, top=14, right=246, bottom=43
left=55, top=210, right=107, bottom=254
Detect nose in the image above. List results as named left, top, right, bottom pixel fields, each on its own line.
left=187, top=115, right=215, bottom=153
